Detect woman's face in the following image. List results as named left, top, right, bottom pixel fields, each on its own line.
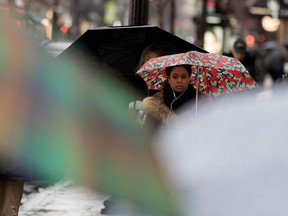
left=168, top=66, right=190, bottom=92
left=144, top=51, right=160, bottom=63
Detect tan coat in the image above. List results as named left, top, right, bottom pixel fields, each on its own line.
left=142, top=92, right=176, bottom=124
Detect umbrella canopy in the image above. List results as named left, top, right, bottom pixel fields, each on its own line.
left=59, top=25, right=206, bottom=79
left=136, top=50, right=258, bottom=96
left=154, top=87, right=288, bottom=216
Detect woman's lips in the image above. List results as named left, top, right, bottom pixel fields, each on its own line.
left=175, top=86, right=184, bottom=91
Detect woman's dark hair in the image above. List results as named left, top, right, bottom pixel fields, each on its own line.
left=165, top=64, right=192, bottom=77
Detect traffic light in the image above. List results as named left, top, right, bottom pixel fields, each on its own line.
left=206, top=0, right=216, bottom=14
left=60, top=24, right=68, bottom=33
left=245, top=34, right=255, bottom=47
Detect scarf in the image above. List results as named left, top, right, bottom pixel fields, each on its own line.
left=163, top=81, right=197, bottom=113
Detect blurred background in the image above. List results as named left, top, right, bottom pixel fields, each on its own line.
left=2, top=0, right=288, bottom=55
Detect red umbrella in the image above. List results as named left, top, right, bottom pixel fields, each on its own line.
left=136, top=51, right=259, bottom=97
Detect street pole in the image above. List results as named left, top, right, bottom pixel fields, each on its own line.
left=129, top=0, right=149, bottom=25
left=70, top=0, right=80, bottom=39
left=52, top=0, right=60, bottom=41
left=170, top=0, right=175, bottom=34
left=200, top=0, right=207, bottom=48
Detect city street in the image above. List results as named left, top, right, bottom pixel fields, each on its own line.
left=19, top=179, right=107, bottom=216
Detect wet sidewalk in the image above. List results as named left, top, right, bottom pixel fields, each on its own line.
left=19, top=179, right=107, bottom=216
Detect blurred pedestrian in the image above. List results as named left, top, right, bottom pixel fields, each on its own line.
left=261, top=41, right=288, bottom=84
left=228, top=38, right=264, bottom=85
left=0, top=157, right=32, bottom=216
left=128, top=44, right=165, bottom=127
left=0, top=177, right=24, bottom=216
left=129, top=44, right=165, bottom=98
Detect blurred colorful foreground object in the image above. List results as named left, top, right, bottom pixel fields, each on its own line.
left=136, top=51, right=259, bottom=96
left=0, top=16, right=178, bottom=215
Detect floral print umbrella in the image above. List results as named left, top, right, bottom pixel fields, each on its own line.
left=136, top=51, right=259, bottom=96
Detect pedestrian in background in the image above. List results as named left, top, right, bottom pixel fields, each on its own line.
left=128, top=44, right=165, bottom=127
left=0, top=158, right=30, bottom=216
left=129, top=44, right=165, bottom=98
left=261, top=41, right=288, bottom=84
left=0, top=178, right=24, bottom=216
left=228, top=38, right=264, bottom=85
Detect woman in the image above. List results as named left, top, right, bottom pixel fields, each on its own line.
left=101, top=44, right=165, bottom=215
left=142, top=64, right=198, bottom=125
left=128, top=44, right=164, bottom=127
left=129, top=44, right=165, bottom=97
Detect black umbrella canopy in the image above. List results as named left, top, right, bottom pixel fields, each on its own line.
left=59, top=25, right=207, bottom=78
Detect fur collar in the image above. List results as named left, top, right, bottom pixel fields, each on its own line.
left=142, top=92, right=176, bottom=123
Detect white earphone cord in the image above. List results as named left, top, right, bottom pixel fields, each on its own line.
left=169, top=85, right=189, bottom=114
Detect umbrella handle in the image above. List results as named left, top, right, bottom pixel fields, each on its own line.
left=195, top=68, right=199, bottom=118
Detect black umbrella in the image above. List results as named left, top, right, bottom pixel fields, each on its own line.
left=59, top=25, right=207, bottom=79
